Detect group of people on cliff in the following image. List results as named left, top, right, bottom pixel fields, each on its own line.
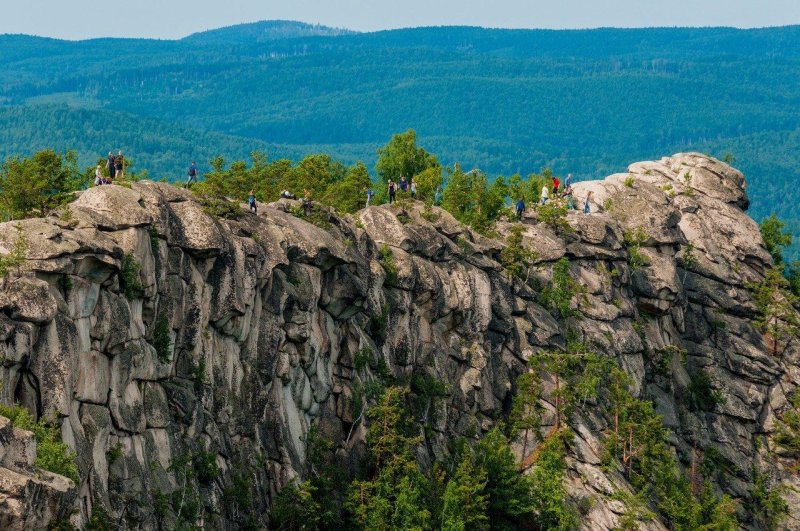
left=93, top=156, right=595, bottom=221
left=516, top=173, right=594, bottom=219
left=93, top=151, right=126, bottom=185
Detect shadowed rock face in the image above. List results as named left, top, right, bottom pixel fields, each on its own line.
left=0, top=153, right=796, bottom=529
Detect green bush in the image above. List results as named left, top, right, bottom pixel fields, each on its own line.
left=152, top=308, right=172, bottom=363
left=120, top=253, right=143, bottom=299
left=623, top=227, right=650, bottom=270
left=0, top=403, right=79, bottom=482
left=378, top=244, right=398, bottom=284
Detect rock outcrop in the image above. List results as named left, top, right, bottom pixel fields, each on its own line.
left=0, top=416, right=76, bottom=529
left=0, top=153, right=797, bottom=529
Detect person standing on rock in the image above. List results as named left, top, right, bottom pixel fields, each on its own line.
left=115, top=151, right=125, bottom=180
left=399, top=175, right=408, bottom=193
left=302, top=189, right=312, bottom=216
left=552, top=175, right=560, bottom=196
left=94, top=165, right=103, bottom=186
left=248, top=190, right=257, bottom=214
left=540, top=184, right=549, bottom=205
left=388, top=180, right=397, bottom=204
left=564, top=173, right=572, bottom=193
left=584, top=191, right=593, bottom=214
left=410, top=178, right=417, bottom=198
left=107, top=152, right=116, bottom=180
left=366, top=187, right=375, bottom=208
left=515, top=198, right=526, bottom=219
left=186, top=161, right=198, bottom=187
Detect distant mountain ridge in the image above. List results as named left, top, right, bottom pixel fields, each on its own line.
left=182, top=20, right=356, bottom=44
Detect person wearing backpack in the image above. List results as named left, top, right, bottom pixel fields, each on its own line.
left=115, top=151, right=125, bottom=180
left=248, top=190, right=257, bottom=214
left=186, top=162, right=198, bottom=187
left=107, top=152, right=116, bottom=180
left=366, top=187, right=375, bottom=208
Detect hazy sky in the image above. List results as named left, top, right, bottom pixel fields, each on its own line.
left=3, top=0, right=800, bottom=40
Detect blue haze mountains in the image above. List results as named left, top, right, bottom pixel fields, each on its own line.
left=1, top=20, right=799, bottom=240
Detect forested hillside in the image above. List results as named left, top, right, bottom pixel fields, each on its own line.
left=1, top=22, right=799, bottom=251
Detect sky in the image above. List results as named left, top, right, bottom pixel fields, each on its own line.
left=2, top=0, right=799, bottom=40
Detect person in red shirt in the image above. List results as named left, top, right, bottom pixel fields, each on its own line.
left=552, top=176, right=561, bottom=195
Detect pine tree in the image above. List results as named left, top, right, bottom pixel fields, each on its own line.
left=441, top=449, right=489, bottom=531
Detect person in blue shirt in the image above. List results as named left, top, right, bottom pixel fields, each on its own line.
left=366, top=187, right=375, bottom=208
left=584, top=191, right=593, bottom=214
left=399, top=176, right=408, bottom=193
left=248, top=190, right=257, bottom=214
left=186, top=162, right=198, bottom=187
left=565, top=173, right=573, bottom=193
left=515, top=198, right=526, bottom=219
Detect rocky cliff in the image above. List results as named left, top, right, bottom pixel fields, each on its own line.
left=0, top=153, right=797, bottom=529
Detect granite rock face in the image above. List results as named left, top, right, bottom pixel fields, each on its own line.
left=0, top=154, right=797, bottom=529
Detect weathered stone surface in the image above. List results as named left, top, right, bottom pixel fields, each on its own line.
left=0, top=154, right=795, bottom=530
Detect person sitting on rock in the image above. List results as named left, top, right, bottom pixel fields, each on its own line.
left=248, top=190, right=257, bottom=214
left=281, top=190, right=296, bottom=200
left=94, top=165, right=103, bottom=186
left=540, top=184, right=549, bottom=205
left=584, top=191, right=593, bottom=214
left=515, top=198, right=526, bottom=219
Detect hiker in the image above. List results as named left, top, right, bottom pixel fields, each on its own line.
left=94, top=165, right=103, bottom=186
left=302, top=189, right=312, bottom=216
left=186, top=161, right=198, bottom=187
left=540, top=184, right=549, bottom=205
left=552, top=175, right=560, bottom=195
left=564, top=173, right=573, bottom=194
left=248, top=190, right=257, bottom=214
left=565, top=192, right=575, bottom=210
left=388, top=180, right=397, bottom=204
left=434, top=186, right=443, bottom=205
left=410, top=179, right=417, bottom=198
left=584, top=191, right=593, bottom=214
left=107, top=152, right=116, bottom=180
left=115, top=151, right=125, bottom=180
left=515, top=198, right=526, bottom=219
left=280, top=189, right=296, bottom=200
left=366, top=187, right=375, bottom=208
left=399, top=176, right=408, bottom=193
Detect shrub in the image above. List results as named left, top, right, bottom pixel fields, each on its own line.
left=0, top=403, right=79, bottom=482
left=624, top=176, right=635, bottom=187
left=539, top=257, right=581, bottom=319
left=192, top=450, right=220, bottom=485
left=623, top=227, right=650, bottom=270
left=378, top=244, right=398, bottom=284
left=152, top=308, right=172, bottom=363
left=500, top=225, right=537, bottom=281
left=537, top=201, right=573, bottom=234
left=120, top=253, right=143, bottom=299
